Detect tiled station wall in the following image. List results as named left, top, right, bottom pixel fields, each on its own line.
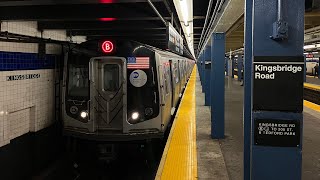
left=0, top=21, right=86, bottom=148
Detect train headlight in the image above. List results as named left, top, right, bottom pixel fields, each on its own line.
left=131, top=112, right=139, bottom=120
left=80, top=111, right=88, bottom=119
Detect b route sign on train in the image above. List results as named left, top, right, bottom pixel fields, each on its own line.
left=253, top=56, right=304, bottom=112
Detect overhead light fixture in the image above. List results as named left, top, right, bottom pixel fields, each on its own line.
left=180, top=0, right=189, bottom=26
left=304, top=44, right=320, bottom=50
left=186, top=27, right=191, bottom=37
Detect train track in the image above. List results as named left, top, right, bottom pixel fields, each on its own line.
left=304, top=86, right=320, bottom=105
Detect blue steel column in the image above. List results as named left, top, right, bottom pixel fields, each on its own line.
left=250, top=0, right=304, bottom=180
left=205, top=46, right=211, bottom=106
left=244, top=0, right=253, bottom=179
left=211, top=33, right=225, bottom=139
left=231, top=57, right=235, bottom=78
left=202, top=49, right=206, bottom=93
left=237, top=55, right=243, bottom=81
left=199, top=53, right=202, bottom=82
left=201, top=53, right=205, bottom=85
left=304, top=55, right=306, bottom=82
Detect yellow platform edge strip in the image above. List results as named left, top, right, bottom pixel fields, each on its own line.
left=155, top=67, right=197, bottom=180
left=304, top=82, right=320, bottom=91
left=304, top=100, right=320, bottom=112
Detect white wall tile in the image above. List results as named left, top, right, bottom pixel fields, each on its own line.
left=0, top=69, right=55, bottom=147
left=0, top=21, right=87, bottom=147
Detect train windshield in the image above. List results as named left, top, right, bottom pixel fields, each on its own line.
left=103, top=64, right=120, bottom=91
left=67, top=53, right=89, bottom=98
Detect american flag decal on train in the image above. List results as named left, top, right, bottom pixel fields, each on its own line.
left=127, top=57, right=150, bottom=69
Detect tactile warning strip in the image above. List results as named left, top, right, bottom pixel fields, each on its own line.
left=155, top=67, right=197, bottom=180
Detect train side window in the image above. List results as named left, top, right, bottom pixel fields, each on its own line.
left=163, top=66, right=170, bottom=95
left=103, top=64, right=120, bottom=92
left=174, top=63, right=179, bottom=83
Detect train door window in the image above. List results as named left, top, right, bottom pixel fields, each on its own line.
left=165, top=66, right=171, bottom=94
left=179, top=61, right=183, bottom=78
left=103, top=64, right=120, bottom=92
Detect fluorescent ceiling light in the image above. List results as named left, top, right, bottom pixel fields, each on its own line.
left=304, top=44, right=320, bottom=50
left=180, top=0, right=189, bottom=26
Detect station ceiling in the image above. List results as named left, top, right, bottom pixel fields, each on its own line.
left=0, top=1, right=317, bottom=55
left=225, top=10, right=320, bottom=52
left=0, top=0, right=210, bottom=55
left=225, top=2, right=320, bottom=52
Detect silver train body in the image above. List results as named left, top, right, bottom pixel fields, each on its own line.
left=306, top=58, right=319, bottom=75
left=62, top=41, right=194, bottom=141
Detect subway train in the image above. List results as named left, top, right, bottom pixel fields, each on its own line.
left=62, top=40, right=194, bottom=142
left=306, top=57, right=319, bottom=75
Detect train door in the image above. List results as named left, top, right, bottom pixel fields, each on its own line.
left=177, top=60, right=183, bottom=95
left=169, top=60, right=180, bottom=110
left=159, top=62, right=172, bottom=127
left=169, top=60, right=174, bottom=106
left=89, top=57, right=127, bottom=132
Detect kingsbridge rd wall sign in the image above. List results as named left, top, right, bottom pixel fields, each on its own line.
left=253, top=56, right=304, bottom=112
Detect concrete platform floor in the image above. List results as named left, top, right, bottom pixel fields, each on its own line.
left=197, top=74, right=320, bottom=180
left=306, top=76, right=320, bottom=85
left=196, top=73, right=229, bottom=180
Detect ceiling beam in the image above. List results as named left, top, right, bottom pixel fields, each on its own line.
left=0, top=4, right=155, bottom=21
left=38, top=21, right=164, bottom=30
left=85, top=34, right=167, bottom=37
left=0, top=0, right=163, bottom=6
left=68, top=29, right=167, bottom=36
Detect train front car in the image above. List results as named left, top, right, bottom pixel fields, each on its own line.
left=62, top=41, right=163, bottom=141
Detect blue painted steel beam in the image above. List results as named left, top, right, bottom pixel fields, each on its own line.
left=237, top=55, right=243, bottom=81
left=205, top=46, right=211, bottom=106
left=202, top=49, right=206, bottom=93
left=243, top=0, right=253, bottom=179
left=248, top=0, right=304, bottom=179
left=211, top=33, right=225, bottom=139
left=199, top=53, right=203, bottom=83
left=201, top=53, right=205, bottom=84
left=304, top=55, right=306, bottom=82
left=231, top=57, right=235, bottom=78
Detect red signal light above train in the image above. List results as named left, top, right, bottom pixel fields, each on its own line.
left=102, top=41, right=114, bottom=53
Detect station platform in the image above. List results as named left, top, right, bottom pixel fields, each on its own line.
left=306, top=76, right=320, bottom=86
left=155, top=67, right=229, bottom=180
left=156, top=67, right=320, bottom=180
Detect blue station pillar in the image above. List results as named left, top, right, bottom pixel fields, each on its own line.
left=245, top=0, right=305, bottom=179
left=243, top=0, right=253, bottom=179
left=199, top=53, right=203, bottom=83
left=231, top=57, right=235, bottom=78
left=202, top=49, right=206, bottom=92
left=211, top=33, right=225, bottom=139
left=204, top=46, right=211, bottom=106
left=237, top=54, right=243, bottom=81
left=197, top=56, right=201, bottom=72
left=304, top=55, right=306, bottom=82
